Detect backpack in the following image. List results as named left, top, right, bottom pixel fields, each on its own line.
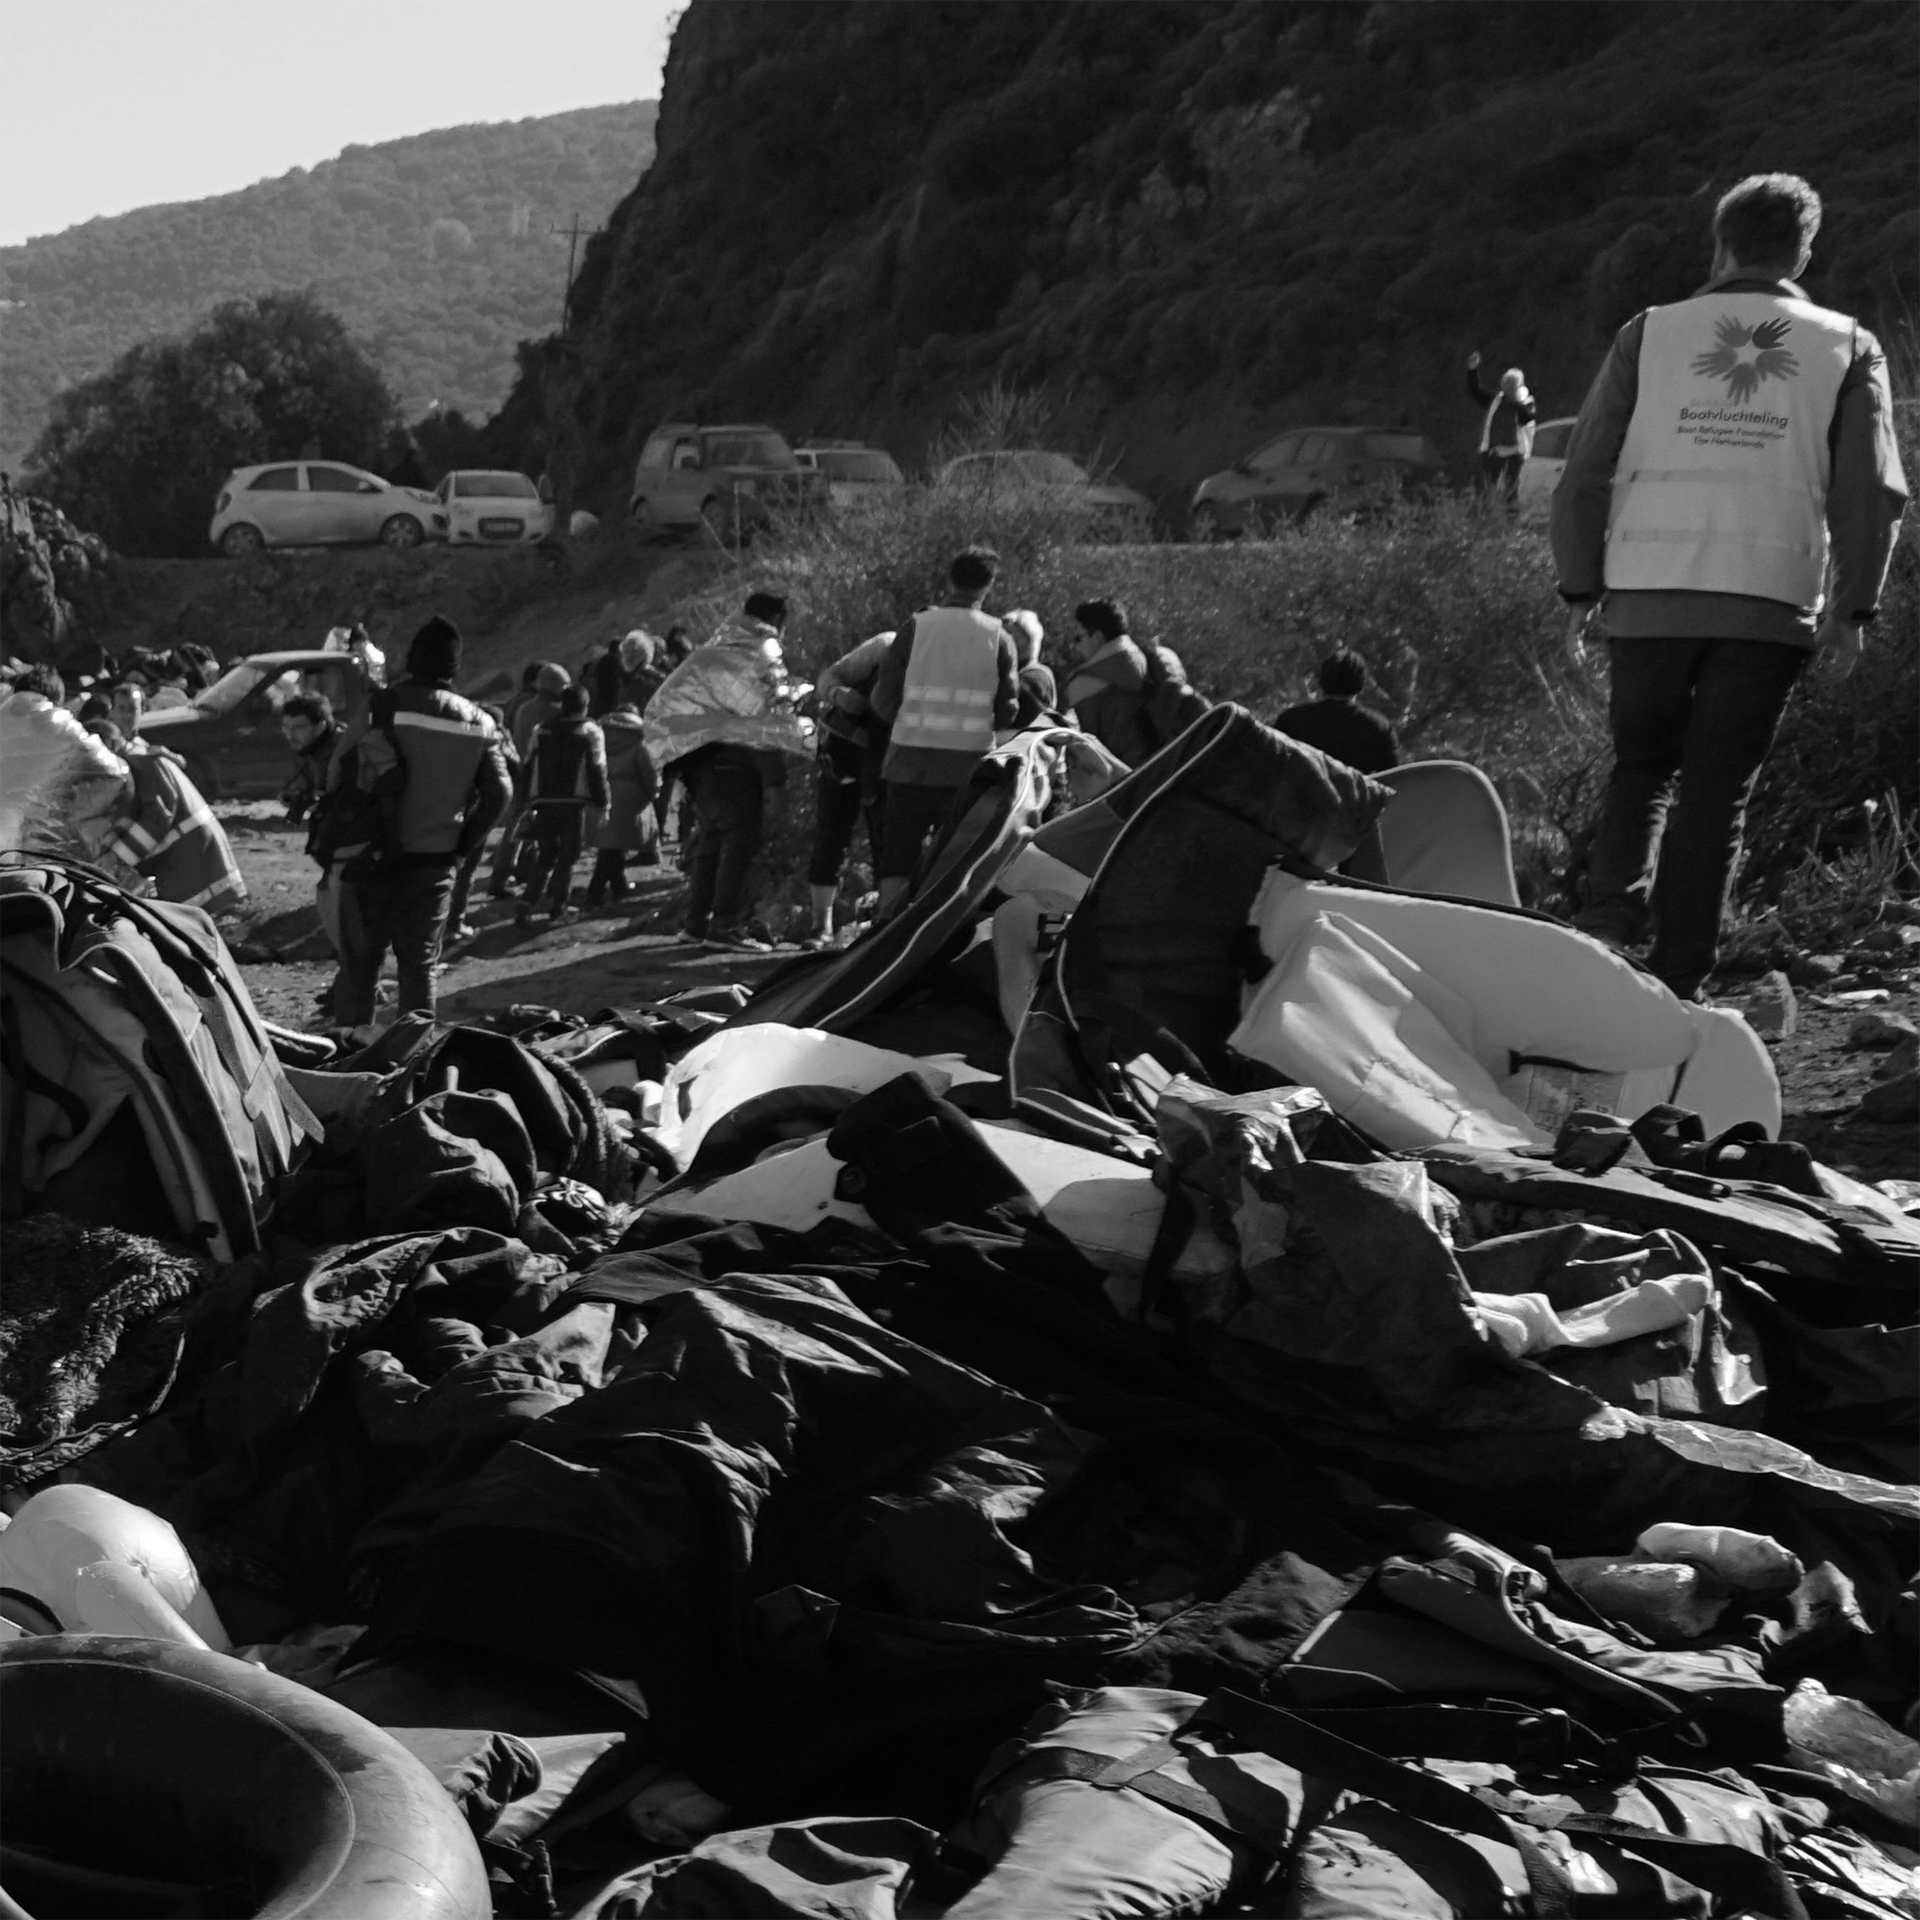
left=0, top=855, right=320, bottom=1261
left=1138, top=638, right=1212, bottom=755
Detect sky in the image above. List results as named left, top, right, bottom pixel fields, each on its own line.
left=0, top=0, right=680, bottom=248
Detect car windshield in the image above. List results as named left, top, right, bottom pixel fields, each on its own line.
left=455, top=473, right=539, bottom=499
left=194, top=661, right=276, bottom=715
left=706, top=434, right=795, bottom=469
left=816, top=450, right=901, bottom=482
left=1530, top=421, right=1575, bottom=461
left=1249, top=438, right=1301, bottom=472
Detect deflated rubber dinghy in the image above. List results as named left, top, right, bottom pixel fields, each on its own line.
left=0, top=1635, right=489, bottom=1919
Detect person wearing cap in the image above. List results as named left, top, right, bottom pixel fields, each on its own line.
left=1005, top=610, right=1058, bottom=727
left=519, top=682, right=609, bottom=925
left=488, top=660, right=572, bottom=897
left=1273, top=650, right=1400, bottom=775
left=331, top=616, right=511, bottom=1027
left=1553, top=171, right=1907, bottom=1003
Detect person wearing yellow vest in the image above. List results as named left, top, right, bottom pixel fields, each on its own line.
left=869, top=546, right=1020, bottom=917
left=98, top=729, right=247, bottom=915
left=1552, top=173, right=1907, bottom=1002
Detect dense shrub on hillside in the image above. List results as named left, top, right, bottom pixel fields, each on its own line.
left=0, top=103, right=655, bottom=474
left=654, top=484, right=1914, bottom=929
left=24, top=293, right=394, bottom=556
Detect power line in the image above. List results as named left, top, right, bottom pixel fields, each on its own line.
left=550, top=214, right=606, bottom=333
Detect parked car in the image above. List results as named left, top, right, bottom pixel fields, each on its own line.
left=1188, top=427, right=1445, bottom=539
left=434, top=469, right=553, bottom=545
left=933, top=450, right=1152, bottom=527
left=627, top=423, right=828, bottom=541
left=209, top=463, right=444, bottom=557
left=794, top=443, right=907, bottom=515
left=1516, top=416, right=1577, bottom=522
left=135, top=649, right=375, bottom=800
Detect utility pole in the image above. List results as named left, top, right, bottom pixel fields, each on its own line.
left=550, top=215, right=605, bottom=333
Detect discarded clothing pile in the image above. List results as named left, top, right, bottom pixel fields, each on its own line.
left=2, top=706, right=1917, bottom=1919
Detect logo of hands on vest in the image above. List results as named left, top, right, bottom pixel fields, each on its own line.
left=1692, top=314, right=1799, bottom=405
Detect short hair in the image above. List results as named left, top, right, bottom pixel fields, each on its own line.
left=11, top=664, right=65, bottom=702
left=744, top=591, right=788, bottom=627
left=520, top=661, right=545, bottom=686
left=557, top=682, right=590, bottom=717
left=950, top=547, right=1000, bottom=594
left=1074, top=597, right=1128, bottom=642
left=86, top=719, right=127, bottom=751
left=1713, top=173, right=1821, bottom=268
left=282, top=692, right=333, bottom=727
left=1318, top=649, right=1368, bottom=698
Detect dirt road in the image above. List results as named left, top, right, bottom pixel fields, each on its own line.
left=215, top=804, right=1917, bottom=1189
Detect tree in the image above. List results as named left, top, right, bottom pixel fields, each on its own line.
left=23, top=291, right=395, bottom=556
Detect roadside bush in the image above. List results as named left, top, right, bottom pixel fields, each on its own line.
left=651, top=478, right=1913, bottom=936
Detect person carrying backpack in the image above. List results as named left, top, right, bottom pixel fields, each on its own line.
left=1065, top=598, right=1208, bottom=768
left=518, top=682, right=609, bottom=925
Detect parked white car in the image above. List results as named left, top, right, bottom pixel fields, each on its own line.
left=1516, top=417, right=1577, bottom=522
left=934, top=450, right=1151, bottom=527
left=434, top=470, right=553, bottom=545
left=794, top=443, right=906, bottom=515
left=209, top=462, right=444, bottom=556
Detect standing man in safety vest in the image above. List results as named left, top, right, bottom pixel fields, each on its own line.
left=1553, top=172, right=1907, bottom=1002
left=869, top=546, right=1021, bottom=917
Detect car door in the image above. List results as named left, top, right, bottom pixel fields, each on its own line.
left=305, top=463, right=379, bottom=543
left=222, top=663, right=301, bottom=795
left=240, top=465, right=303, bottom=543
left=1245, top=435, right=1305, bottom=512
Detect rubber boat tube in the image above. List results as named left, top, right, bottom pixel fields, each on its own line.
left=0, top=1635, right=489, bottom=1919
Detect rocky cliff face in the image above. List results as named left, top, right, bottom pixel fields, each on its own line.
left=0, top=477, right=109, bottom=662
left=541, top=0, right=1915, bottom=514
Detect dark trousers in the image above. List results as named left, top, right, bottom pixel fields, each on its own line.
left=1578, top=635, right=1805, bottom=999
left=335, top=861, right=456, bottom=1027
left=880, top=780, right=962, bottom=881
left=808, top=753, right=885, bottom=887
left=587, top=848, right=629, bottom=901
left=446, top=840, right=486, bottom=930
left=1480, top=450, right=1523, bottom=506
left=524, top=804, right=586, bottom=914
left=683, top=755, right=764, bottom=934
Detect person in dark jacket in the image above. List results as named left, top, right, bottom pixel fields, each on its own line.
left=805, top=629, right=895, bottom=945
left=1273, top=651, right=1400, bottom=774
left=278, top=693, right=339, bottom=825
left=1006, top=610, right=1059, bottom=726
left=586, top=699, right=656, bottom=904
left=1064, top=598, right=1157, bottom=767
left=1467, top=352, right=1538, bottom=510
left=519, top=682, right=609, bottom=925
left=332, top=617, right=512, bottom=1027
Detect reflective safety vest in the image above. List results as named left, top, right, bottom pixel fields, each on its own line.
left=1605, top=289, right=1854, bottom=608
left=107, top=747, right=246, bottom=913
left=890, top=606, right=1004, bottom=756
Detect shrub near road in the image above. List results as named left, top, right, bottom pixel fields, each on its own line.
left=660, top=484, right=1915, bottom=931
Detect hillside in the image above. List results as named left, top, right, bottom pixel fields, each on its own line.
left=0, top=102, right=657, bottom=475
left=532, top=0, right=1915, bottom=517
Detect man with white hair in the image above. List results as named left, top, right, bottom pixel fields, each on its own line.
left=1466, top=352, right=1537, bottom=511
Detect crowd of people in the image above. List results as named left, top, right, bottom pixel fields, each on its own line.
left=2, top=173, right=1901, bottom=1043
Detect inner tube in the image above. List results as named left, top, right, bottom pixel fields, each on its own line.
left=0, top=1635, right=489, bottom=1919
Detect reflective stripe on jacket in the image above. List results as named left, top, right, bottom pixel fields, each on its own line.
left=351, top=680, right=511, bottom=858
left=1605, top=289, right=1854, bottom=607
left=889, top=606, right=1006, bottom=756
left=108, top=748, right=246, bottom=912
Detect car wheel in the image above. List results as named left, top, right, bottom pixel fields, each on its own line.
left=184, top=755, right=220, bottom=803
left=1189, top=504, right=1223, bottom=544
left=219, top=523, right=264, bottom=558
left=379, top=515, right=424, bottom=550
